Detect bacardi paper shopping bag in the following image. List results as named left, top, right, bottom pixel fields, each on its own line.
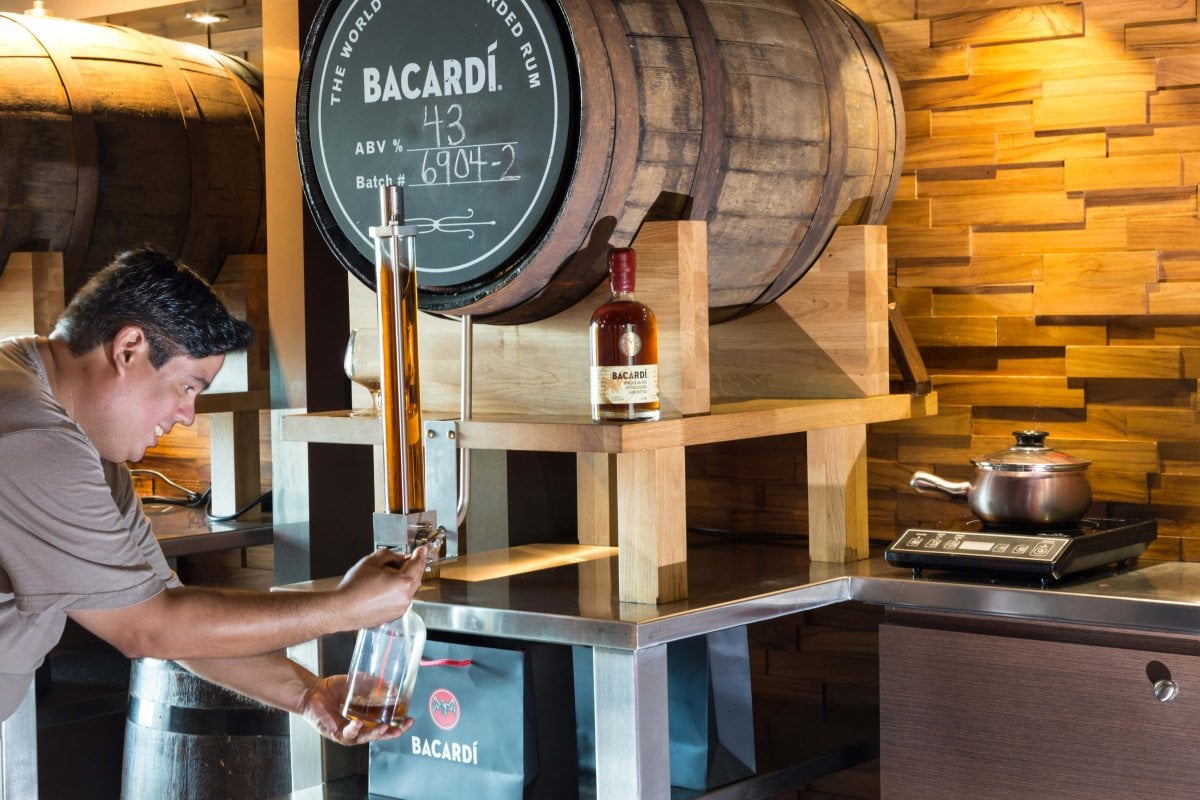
left=574, top=625, right=757, bottom=791
left=369, top=639, right=536, bottom=800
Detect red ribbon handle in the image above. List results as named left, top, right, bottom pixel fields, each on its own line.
left=420, top=657, right=472, bottom=667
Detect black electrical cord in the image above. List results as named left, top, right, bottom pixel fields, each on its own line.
left=130, top=468, right=208, bottom=507
left=204, top=489, right=273, bottom=522
left=131, top=468, right=272, bottom=522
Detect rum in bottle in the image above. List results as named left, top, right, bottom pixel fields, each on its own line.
left=589, top=247, right=660, bottom=421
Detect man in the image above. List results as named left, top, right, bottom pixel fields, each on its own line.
left=0, top=246, right=424, bottom=744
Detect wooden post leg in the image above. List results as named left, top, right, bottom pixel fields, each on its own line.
left=615, top=446, right=687, bottom=604
left=807, top=424, right=869, bottom=562
left=209, top=410, right=262, bottom=521
left=577, top=452, right=616, bottom=547
left=576, top=453, right=617, bottom=613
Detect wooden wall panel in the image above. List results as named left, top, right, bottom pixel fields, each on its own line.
left=897, top=255, right=1040, bottom=288
left=836, top=0, right=1200, bottom=551
left=1034, top=285, right=1148, bottom=316
left=994, top=131, right=1106, bottom=164
left=1064, top=154, right=1183, bottom=191
left=928, top=5, right=1084, bottom=47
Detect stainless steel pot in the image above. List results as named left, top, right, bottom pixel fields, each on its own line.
left=910, top=431, right=1092, bottom=527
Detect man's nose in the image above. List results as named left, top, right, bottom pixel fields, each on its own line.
left=177, top=398, right=197, bottom=427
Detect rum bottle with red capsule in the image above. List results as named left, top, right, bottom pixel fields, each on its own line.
left=589, top=247, right=660, bottom=421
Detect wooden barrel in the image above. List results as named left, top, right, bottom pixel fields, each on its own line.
left=297, top=0, right=902, bottom=324
left=120, top=658, right=290, bottom=800
left=0, top=14, right=266, bottom=296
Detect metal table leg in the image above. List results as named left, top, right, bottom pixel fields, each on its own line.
left=592, top=644, right=670, bottom=800
left=0, top=681, right=37, bottom=799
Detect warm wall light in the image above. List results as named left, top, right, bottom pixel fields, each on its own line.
left=185, top=11, right=228, bottom=49
left=24, top=0, right=53, bottom=15
left=185, top=11, right=228, bottom=25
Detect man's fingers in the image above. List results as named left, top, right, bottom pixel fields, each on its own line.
left=340, top=718, right=364, bottom=741
left=404, top=546, right=427, bottom=575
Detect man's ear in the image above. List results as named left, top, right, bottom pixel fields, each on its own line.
left=110, top=325, right=149, bottom=375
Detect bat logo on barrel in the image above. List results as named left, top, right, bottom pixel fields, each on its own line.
left=428, top=688, right=460, bottom=730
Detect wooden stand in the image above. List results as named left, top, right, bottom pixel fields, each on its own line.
left=283, top=223, right=936, bottom=604
left=417, top=221, right=711, bottom=418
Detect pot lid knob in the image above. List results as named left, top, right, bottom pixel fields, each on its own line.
left=1012, top=430, right=1049, bottom=448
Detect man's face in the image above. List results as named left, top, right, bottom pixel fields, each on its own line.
left=90, top=342, right=225, bottom=464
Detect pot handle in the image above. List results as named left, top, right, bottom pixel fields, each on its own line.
left=910, top=471, right=971, bottom=500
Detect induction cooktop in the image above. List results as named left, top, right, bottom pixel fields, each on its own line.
left=883, top=518, right=1157, bottom=586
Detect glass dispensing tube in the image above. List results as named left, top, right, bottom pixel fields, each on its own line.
left=373, top=185, right=425, bottom=515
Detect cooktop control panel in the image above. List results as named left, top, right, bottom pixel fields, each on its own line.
left=888, top=529, right=1069, bottom=563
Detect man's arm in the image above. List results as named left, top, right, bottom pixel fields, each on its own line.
left=177, top=652, right=410, bottom=746
left=67, top=546, right=426, bottom=660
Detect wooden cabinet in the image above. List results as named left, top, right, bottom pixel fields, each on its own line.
left=880, top=614, right=1200, bottom=800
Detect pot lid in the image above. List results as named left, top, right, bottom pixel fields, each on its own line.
left=972, top=431, right=1091, bottom=472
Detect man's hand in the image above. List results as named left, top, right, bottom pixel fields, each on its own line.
left=301, top=674, right=413, bottom=745
left=334, top=545, right=428, bottom=630
left=70, top=545, right=428, bottom=662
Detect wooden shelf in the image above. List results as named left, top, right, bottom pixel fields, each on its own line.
left=196, top=389, right=271, bottom=414
left=282, top=393, right=938, bottom=453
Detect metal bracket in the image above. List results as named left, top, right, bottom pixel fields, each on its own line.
left=423, top=419, right=460, bottom=559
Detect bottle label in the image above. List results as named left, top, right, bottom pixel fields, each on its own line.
left=618, top=331, right=642, bottom=358
left=590, top=364, right=659, bottom=405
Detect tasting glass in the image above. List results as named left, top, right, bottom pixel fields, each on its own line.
left=342, top=609, right=427, bottom=729
left=344, top=328, right=382, bottom=417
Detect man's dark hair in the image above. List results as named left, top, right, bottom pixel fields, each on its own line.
left=54, top=246, right=254, bottom=368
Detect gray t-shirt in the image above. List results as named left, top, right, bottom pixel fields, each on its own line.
left=0, top=337, right=179, bottom=718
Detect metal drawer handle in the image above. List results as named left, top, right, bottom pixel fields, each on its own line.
left=1153, top=679, right=1180, bottom=702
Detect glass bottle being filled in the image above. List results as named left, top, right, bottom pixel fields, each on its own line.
left=589, top=247, right=660, bottom=421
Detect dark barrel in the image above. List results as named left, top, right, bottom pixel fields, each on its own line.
left=120, top=658, right=290, bottom=800
left=297, top=0, right=902, bottom=324
left=0, top=14, right=266, bottom=295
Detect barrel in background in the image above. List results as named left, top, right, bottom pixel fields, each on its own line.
left=0, top=14, right=266, bottom=295
left=297, top=0, right=903, bottom=324
left=121, top=658, right=289, bottom=800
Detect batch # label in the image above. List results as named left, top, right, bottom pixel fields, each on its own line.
left=306, top=0, right=574, bottom=287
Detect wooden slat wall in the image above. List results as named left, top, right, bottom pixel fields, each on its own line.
left=692, top=0, right=1200, bottom=562
left=750, top=603, right=882, bottom=800
left=852, top=0, right=1200, bottom=560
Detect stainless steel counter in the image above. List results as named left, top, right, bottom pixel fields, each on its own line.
left=854, top=558, right=1200, bottom=634
left=284, top=539, right=1200, bottom=800
left=144, top=505, right=275, bottom=558
left=401, top=541, right=1200, bottom=649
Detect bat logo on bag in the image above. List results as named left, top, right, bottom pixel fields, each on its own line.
left=428, top=688, right=460, bottom=730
